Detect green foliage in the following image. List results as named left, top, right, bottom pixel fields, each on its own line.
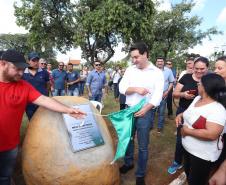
left=0, top=33, right=57, bottom=63
left=73, top=68, right=81, bottom=72
left=50, top=59, right=59, bottom=70
left=150, top=0, right=222, bottom=60
left=0, top=33, right=32, bottom=58
left=14, top=0, right=156, bottom=66
left=14, top=0, right=74, bottom=53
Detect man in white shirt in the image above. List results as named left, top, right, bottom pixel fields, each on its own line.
left=112, top=64, right=121, bottom=102
left=119, top=42, right=164, bottom=185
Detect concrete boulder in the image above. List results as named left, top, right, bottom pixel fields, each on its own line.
left=22, top=96, right=120, bottom=185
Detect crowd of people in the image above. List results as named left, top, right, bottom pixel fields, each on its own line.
left=0, top=43, right=226, bottom=185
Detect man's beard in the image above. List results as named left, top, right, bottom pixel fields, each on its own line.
left=3, top=68, right=21, bottom=82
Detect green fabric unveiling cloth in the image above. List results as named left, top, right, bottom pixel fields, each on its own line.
left=109, top=97, right=146, bottom=163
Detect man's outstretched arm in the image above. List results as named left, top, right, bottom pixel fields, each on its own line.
left=33, top=95, right=87, bottom=119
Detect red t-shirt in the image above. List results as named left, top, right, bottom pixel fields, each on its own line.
left=0, top=79, right=41, bottom=152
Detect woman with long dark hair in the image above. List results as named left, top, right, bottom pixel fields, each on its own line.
left=176, top=73, right=226, bottom=185
left=168, top=57, right=209, bottom=174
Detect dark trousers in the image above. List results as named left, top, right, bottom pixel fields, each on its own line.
left=184, top=149, right=213, bottom=185
left=120, top=104, right=126, bottom=110
left=174, top=106, right=185, bottom=164
left=167, top=88, right=173, bottom=116
left=113, top=83, right=119, bottom=99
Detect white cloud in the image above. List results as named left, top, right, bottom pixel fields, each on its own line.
left=188, top=34, right=226, bottom=59
left=193, top=0, right=207, bottom=12
left=216, top=7, right=226, bottom=25
left=154, top=0, right=172, bottom=12
left=0, top=0, right=28, bottom=34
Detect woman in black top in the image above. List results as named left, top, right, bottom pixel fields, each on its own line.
left=168, top=57, right=209, bottom=174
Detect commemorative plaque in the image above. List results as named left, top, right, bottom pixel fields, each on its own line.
left=62, top=104, right=104, bottom=152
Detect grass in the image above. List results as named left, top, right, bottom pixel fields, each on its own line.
left=14, top=89, right=182, bottom=185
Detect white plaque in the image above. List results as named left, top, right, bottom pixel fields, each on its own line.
left=62, top=104, right=104, bottom=152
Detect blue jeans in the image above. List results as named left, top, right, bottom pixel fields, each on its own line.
left=124, top=109, right=152, bottom=177
left=89, top=94, right=102, bottom=103
left=0, top=146, right=18, bottom=185
left=26, top=103, right=39, bottom=121
left=78, top=81, right=85, bottom=95
left=113, top=83, right=119, bottom=99
left=174, top=106, right=185, bottom=164
left=52, top=89, right=65, bottom=97
left=68, top=88, right=79, bottom=96
left=150, top=98, right=167, bottom=129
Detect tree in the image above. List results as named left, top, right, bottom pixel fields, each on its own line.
left=14, top=0, right=156, bottom=66
left=0, top=33, right=57, bottom=63
left=103, top=60, right=128, bottom=70
left=0, top=33, right=32, bottom=57
left=165, top=52, right=201, bottom=71
left=150, top=0, right=222, bottom=60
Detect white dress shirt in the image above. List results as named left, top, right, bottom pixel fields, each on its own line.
left=119, top=62, right=164, bottom=107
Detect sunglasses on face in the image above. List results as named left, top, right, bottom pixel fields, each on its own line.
left=59, top=65, right=64, bottom=66
left=41, top=63, right=46, bottom=65
left=166, top=63, right=172, bottom=65
left=95, top=64, right=101, bottom=66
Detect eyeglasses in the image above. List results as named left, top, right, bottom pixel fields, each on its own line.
left=197, top=82, right=202, bottom=86
left=41, top=63, right=46, bottom=65
left=95, top=64, right=101, bottom=66
left=59, top=65, right=64, bottom=66
left=166, top=63, right=172, bottom=65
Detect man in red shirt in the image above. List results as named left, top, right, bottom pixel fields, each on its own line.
left=0, top=50, right=86, bottom=185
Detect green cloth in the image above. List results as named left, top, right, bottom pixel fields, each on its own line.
left=109, top=98, right=146, bottom=163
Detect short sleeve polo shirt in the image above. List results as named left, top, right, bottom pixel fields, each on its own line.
left=51, top=69, right=67, bottom=90
left=22, top=67, right=50, bottom=96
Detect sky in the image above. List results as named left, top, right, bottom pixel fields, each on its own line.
left=0, top=0, right=226, bottom=63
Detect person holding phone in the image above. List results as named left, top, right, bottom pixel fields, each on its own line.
left=112, top=65, right=121, bottom=103
left=168, top=57, right=209, bottom=174
left=176, top=73, right=226, bottom=185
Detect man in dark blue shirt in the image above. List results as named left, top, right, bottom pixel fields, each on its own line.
left=51, top=62, right=67, bottom=96
left=86, top=60, right=108, bottom=102
left=67, top=63, right=81, bottom=96
left=22, top=52, right=50, bottom=120
left=165, top=60, right=176, bottom=120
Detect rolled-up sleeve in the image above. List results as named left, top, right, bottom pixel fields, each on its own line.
left=86, top=73, right=91, bottom=86
left=149, top=71, right=164, bottom=107
left=169, top=70, right=174, bottom=82
left=104, top=75, right=107, bottom=86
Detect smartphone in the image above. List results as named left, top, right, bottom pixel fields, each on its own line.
left=188, top=90, right=196, bottom=96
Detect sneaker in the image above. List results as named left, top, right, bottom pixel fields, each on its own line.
left=157, top=128, right=163, bottom=134
left=119, top=164, right=134, bottom=174
left=136, top=177, right=145, bottom=185
left=168, top=161, right=183, bottom=174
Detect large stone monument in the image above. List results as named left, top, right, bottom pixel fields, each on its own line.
left=22, top=96, right=120, bottom=185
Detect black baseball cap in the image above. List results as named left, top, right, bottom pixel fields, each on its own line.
left=1, top=49, right=30, bottom=68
